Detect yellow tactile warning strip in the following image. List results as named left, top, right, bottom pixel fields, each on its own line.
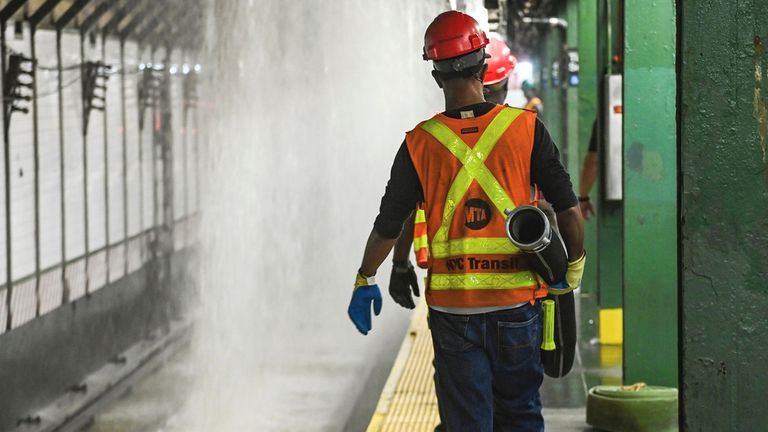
left=367, top=300, right=441, bottom=432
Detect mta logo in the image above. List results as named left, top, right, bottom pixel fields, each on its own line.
left=464, top=198, right=492, bottom=230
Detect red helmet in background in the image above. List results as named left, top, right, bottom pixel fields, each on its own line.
left=423, top=11, right=490, bottom=61
left=484, top=35, right=516, bottom=85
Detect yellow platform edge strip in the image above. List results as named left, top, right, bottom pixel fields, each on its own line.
left=367, top=300, right=429, bottom=432
left=599, top=308, right=623, bottom=345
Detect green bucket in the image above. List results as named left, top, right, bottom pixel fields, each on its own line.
left=586, top=384, right=678, bottom=432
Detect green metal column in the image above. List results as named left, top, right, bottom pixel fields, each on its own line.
left=577, top=0, right=597, bottom=295
left=566, top=0, right=580, bottom=178
left=623, top=0, right=677, bottom=386
left=541, top=25, right=564, bottom=147
left=680, top=0, right=768, bottom=429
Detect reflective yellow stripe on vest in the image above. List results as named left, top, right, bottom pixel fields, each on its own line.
left=414, top=234, right=429, bottom=251
left=414, top=208, right=426, bottom=224
left=413, top=207, right=430, bottom=267
left=430, top=272, right=538, bottom=290
left=420, top=107, right=524, bottom=259
left=430, top=238, right=518, bottom=259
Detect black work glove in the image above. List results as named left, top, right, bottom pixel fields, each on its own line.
left=389, top=260, right=420, bottom=309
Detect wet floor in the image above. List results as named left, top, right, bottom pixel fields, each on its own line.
left=87, top=291, right=620, bottom=432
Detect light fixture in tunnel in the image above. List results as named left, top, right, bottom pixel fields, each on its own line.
left=521, top=16, right=568, bottom=29
left=182, top=64, right=191, bottom=75
left=170, top=64, right=179, bottom=75
left=516, top=60, right=534, bottom=85
left=194, top=64, right=202, bottom=73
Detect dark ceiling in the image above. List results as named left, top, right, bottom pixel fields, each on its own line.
left=501, top=0, right=562, bottom=57
left=0, top=0, right=204, bottom=50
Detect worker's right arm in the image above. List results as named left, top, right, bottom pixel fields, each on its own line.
left=349, top=142, right=422, bottom=334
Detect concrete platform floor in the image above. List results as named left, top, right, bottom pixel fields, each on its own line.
left=86, top=292, right=620, bottom=431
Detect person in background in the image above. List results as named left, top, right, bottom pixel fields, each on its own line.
left=579, top=120, right=598, bottom=219
left=522, top=80, right=543, bottom=115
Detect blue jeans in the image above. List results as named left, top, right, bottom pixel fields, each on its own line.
left=429, top=302, right=544, bottom=432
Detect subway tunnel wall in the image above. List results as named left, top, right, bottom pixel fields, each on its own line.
left=680, top=0, right=768, bottom=430
left=0, top=5, right=202, bottom=429
left=0, top=0, right=448, bottom=429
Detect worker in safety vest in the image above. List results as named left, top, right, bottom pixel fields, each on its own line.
left=522, top=80, right=543, bottom=115
left=386, top=34, right=521, bottom=432
left=388, top=34, right=518, bottom=309
left=347, top=11, right=585, bottom=431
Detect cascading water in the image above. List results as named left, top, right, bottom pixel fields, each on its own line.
left=176, top=1, right=445, bottom=430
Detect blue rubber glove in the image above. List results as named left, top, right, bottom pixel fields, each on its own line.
left=348, top=272, right=383, bottom=335
left=549, top=280, right=571, bottom=295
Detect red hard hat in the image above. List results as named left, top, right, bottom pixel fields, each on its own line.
left=423, top=11, right=490, bottom=61
left=484, top=35, right=516, bottom=85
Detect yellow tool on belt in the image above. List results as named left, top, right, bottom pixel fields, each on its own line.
left=541, top=299, right=556, bottom=351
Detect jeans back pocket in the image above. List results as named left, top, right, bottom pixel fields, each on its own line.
left=498, top=312, right=541, bottom=366
left=431, top=312, right=473, bottom=353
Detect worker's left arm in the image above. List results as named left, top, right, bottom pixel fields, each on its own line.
left=530, top=119, right=586, bottom=289
left=348, top=142, right=422, bottom=335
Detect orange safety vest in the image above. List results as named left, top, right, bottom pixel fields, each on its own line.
left=413, top=204, right=429, bottom=268
left=405, top=104, right=548, bottom=308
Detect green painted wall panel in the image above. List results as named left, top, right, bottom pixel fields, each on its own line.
left=541, top=25, right=564, bottom=149
left=623, top=0, right=678, bottom=387
left=681, top=0, right=768, bottom=429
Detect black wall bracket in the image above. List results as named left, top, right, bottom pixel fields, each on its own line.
left=3, top=53, right=35, bottom=137
left=138, top=65, right=162, bottom=131
left=82, top=60, right=110, bottom=134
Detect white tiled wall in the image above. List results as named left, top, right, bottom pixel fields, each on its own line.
left=0, top=25, right=200, bottom=329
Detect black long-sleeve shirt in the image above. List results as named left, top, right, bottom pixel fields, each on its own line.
left=374, top=103, right=577, bottom=239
